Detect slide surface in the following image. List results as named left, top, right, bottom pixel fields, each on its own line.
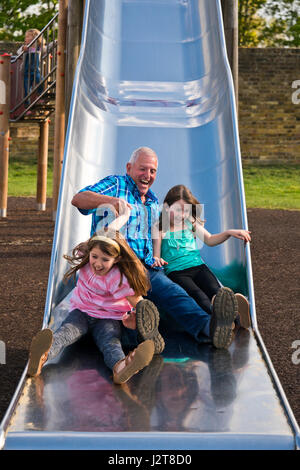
left=1, top=0, right=299, bottom=450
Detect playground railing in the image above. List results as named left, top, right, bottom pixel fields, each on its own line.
left=10, top=13, right=58, bottom=122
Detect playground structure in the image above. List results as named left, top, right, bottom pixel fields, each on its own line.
left=0, top=0, right=83, bottom=217
left=0, top=0, right=299, bottom=450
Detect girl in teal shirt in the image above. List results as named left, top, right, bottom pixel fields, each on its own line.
left=152, top=185, right=251, bottom=328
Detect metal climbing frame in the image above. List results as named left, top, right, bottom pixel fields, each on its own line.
left=10, top=13, right=58, bottom=122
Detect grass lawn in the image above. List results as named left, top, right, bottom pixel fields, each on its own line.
left=8, top=158, right=53, bottom=197
left=242, top=164, right=300, bottom=210
left=7, top=159, right=300, bottom=210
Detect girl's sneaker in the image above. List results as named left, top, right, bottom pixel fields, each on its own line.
left=113, top=340, right=154, bottom=384
left=235, top=293, right=251, bottom=329
left=27, top=328, right=53, bottom=377
left=210, top=287, right=238, bottom=349
left=135, top=299, right=165, bottom=354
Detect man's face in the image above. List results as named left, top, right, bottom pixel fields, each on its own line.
left=126, top=151, right=158, bottom=197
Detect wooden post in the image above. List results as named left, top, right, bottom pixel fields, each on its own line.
left=66, top=0, right=83, bottom=125
left=52, top=0, right=68, bottom=219
left=221, top=0, right=239, bottom=108
left=0, top=54, right=11, bottom=218
left=36, top=119, right=49, bottom=211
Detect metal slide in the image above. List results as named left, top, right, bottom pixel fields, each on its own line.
left=1, top=0, right=299, bottom=450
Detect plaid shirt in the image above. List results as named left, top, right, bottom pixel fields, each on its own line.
left=78, top=174, right=160, bottom=267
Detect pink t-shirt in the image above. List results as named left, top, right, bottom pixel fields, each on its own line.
left=66, top=370, right=129, bottom=431
left=70, top=263, right=135, bottom=319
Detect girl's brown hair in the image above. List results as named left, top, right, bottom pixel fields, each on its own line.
left=159, top=184, right=204, bottom=232
left=63, top=229, right=150, bottom=296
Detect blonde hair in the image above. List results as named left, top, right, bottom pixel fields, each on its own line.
left=25, top=29, right=42, bottom=47
left=63, top=229, right=150, bottom=296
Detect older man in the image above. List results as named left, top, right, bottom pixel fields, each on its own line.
left=72, top=147, right=237, bottom=349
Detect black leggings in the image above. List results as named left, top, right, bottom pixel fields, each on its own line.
left=167, top=264, right=221, bottom=314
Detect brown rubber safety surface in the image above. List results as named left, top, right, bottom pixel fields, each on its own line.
left=0, top=198, right=299, bottom=426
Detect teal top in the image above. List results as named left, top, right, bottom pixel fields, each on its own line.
left=161, top=222, right=204, bottom=275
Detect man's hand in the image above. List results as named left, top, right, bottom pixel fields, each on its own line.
left=107, top=198, right=132, bottom=231
left=114, top=198, right=132, bottom=216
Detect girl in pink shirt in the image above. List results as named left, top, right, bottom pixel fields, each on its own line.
left=27, top=230, right=164, bottom=384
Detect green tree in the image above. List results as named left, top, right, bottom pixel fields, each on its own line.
left=239, top=0, right=300, bottom=46
left=260, top=0, right=300, bottom=46
left=0, top=0, right=58, bottom=41
left=238, top=0, right=268, bottom=46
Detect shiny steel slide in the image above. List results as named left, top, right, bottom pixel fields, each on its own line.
left=1, top=0, right=299, bottom=450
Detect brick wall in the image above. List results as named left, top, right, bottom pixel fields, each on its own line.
left=9, top=121, right=55, bottom=163
left=2, top=43, right=300, bottom=165
left=238, top=48, right=300, bottom=164
left=0, top=41, right=22, bottom=55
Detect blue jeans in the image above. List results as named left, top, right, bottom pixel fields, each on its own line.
left=48, top=309, right=125, bottom=370
left=24, top=53, right=43, bottom=99
left=145, top=267, right=211, bottom=343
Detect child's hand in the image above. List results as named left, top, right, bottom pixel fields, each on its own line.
left=228, top=229, right=251, bottom=243
left=151, top=257, right=168, bottom=268
left=122, top=310, right=136, bottom=330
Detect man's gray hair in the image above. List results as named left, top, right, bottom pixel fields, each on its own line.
left=129, top=147, right=158, bottom=165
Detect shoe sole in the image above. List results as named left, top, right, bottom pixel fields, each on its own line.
left=136, top=300, right=165, bottom=354
left=27, top=329, right=53, bottom=377
left=211, top=288, right=238, bottom=349
left=113, top=340, right=155, bottom=384
left=235, top=293, right=251, bottom=328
